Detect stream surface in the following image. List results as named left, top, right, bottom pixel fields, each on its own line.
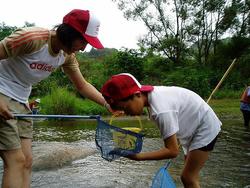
left=0, top=116, right=249, bottom=187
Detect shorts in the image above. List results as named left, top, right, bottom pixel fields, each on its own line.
left=0, top=93, right=33, bottom=150
left=182, top=107, right=221, bottom=155
left=198, top=135, right=218, bottom=151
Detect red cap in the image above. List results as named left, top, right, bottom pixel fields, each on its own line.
left=101, top=73, right=154, bottom=101
left=63, top=9, right=104, bottom=49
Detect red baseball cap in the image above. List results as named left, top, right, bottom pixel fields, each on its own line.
left=101, top=73, right=154, bottom=101
left=63, top=9, right=104, bottom=49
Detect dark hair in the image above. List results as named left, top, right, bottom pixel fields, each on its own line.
left=56, top=23, right=84, bottom=49
left=120, top=94, right=135, bottom=102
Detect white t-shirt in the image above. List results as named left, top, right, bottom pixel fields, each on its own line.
left=148, top=86, right=221, bottom=153
left=0, top=27, right=80, bottom=104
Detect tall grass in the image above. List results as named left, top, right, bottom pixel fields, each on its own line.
left=210, top=89, right=242, bottom=99
left=40, top=87, right=107, bottom=115
left=40, top=87, right=78, bottom=115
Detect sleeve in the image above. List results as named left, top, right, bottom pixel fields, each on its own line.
left=61, top=53, right=80, bottom=74
left=155, top=111, right=179, bottom=139
left=1, top=27, right=49, bottom=57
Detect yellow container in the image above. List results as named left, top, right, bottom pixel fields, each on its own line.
left=110, top=116, right=143, bottom=150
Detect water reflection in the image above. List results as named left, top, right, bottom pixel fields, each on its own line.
left=0, top=117, right=249, bottom=187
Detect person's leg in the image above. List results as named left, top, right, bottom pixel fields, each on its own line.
left=181, top=149, right=209, bottom=188
left=0, top=93, right=33, bottom=187
left=0, top=139, right=32, bottom=188
left=241, top=110, right=250, bottom=127
left=0, top=149, right=26, bottom=188
left=244, top=110, right=250, bottom=127
left=21, top=138, right=32, bottom=188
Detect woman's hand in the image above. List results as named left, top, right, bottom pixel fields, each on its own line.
left=104, top=101, right=124, bottom=116
left=0, top=99, right=13, bottom=120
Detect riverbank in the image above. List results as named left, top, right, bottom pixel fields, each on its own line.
left=209, top=98, right=241, bottom=119
left=39, top=92, right=241, bottom=120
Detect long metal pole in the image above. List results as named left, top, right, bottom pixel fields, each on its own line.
left=14, top=114, right=100, bottom=120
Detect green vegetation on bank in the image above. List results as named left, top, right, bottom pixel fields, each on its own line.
left=34, top=86, right=241, bottom=118
left=209, top=99, right=241, bottom=118
left=38, top=87, right=108, bottom=116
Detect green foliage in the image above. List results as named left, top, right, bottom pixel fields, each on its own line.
left=0, top=22, right=17, bottom=40
left=76, top=53, right=107, bottom=90
left=209, top=99, right=241, bottom=117
left=162, top=66, right=213, bottom=97
left=31, top=69, right=72, bottom=97
left=104, top=49, right=144, bottom=81
left=143, top=55, right=174, bottom=84
left=0, top=21, right=35, bottom=40
left=40, top=87, right=107, bottom=115
left=76, top=99, right=108, bottom=115
left=40, top=87, right=79, bottom=115
left=211, top=89, right=242, bottom=99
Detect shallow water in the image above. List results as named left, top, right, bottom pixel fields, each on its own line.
left=0, top=117, right=249, bottom=187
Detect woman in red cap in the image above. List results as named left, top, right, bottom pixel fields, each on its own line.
left=0, top=9, right=111, bottom=187
left=101, top=73, right=221, bottom=188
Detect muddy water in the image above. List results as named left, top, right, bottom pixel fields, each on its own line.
left=0, top=117, right=249, bottom=187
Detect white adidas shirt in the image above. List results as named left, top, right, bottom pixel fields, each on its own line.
left=0, top=27, right=79, bottom=104
left=148, top=86, right=221, bottom=153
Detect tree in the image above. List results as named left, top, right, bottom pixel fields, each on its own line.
left=0, top=22, right=17, bottom=40
left=104, top=48, right=144, bottom=81
left=112, top=0, right=250, bottom=65
left=112, top=0, right=188, bottom=64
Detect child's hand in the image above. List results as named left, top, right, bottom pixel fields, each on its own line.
left=125, top=153, right=142, bottom=161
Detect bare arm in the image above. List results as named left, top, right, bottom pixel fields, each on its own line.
left=127, top=134, right=179, bottom=161
left=66, top=69, right=113, bottom=112
left=0, top=42, right=8, bottom=60
left=0, top=42, right=13, bottom=119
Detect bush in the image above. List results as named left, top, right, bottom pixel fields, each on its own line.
left=162, top=66, right=212, bottom=97
left=40, top=87, right=80, bottom=115
left=40, top=87, right=107, bottom=115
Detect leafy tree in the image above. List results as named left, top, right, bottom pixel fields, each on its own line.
left=112, top=0, right=189, bottom=64
left=104, top=48, right=144, bottom=81
left=0, top=22, right=17, bottom=40
left=112, top=0, right=250, bottom=65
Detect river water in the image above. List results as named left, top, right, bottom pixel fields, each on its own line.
left=0, top=116, right=249, bottom=188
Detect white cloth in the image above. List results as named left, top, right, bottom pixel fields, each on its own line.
left=148, top=86, right=221, bottom=154
left=0, top=45, right=65, bottom=103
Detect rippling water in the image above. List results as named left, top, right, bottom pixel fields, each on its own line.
left=0, top=117, right=249, bottom=187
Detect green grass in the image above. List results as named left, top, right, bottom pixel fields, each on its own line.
left=39, top=87, right=108, bottom=115
left=38, top=86, right=241, bottom=118
left=208, top=98, right=241, bottom=118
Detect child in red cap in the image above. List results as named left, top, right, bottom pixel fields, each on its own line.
left=101, top=73, right=221, bottom=188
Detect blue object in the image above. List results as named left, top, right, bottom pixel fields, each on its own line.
left=151, top=161, right=176, bottom=188
left=95, top=118, right=144, bottom=162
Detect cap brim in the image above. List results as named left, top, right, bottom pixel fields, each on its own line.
left=83, top=34, right=104, bottom=49
left=140, top=85, right=154, bottom=92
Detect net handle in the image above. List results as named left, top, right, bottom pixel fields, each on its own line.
left=109, top=115, right=143, bottom=130
left=14, top=114, right=100, bottom=120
